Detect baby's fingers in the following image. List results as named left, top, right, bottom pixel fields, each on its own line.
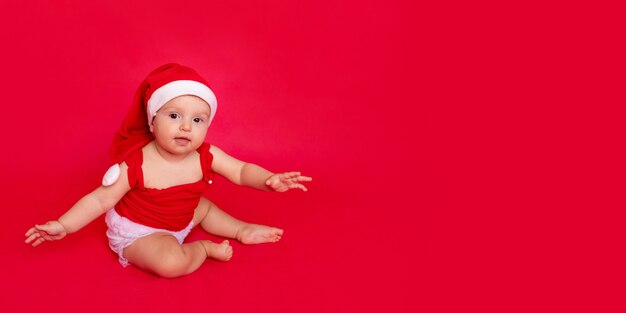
left=294, top=175, right=312, bottom=182
left=25, top=227, right=36, bottom=237
left=282, top=172, right=303, bottom=179
left=289, top=183, right=308, bottom=192
left=31, top=237, right=45, bottom=247
left=25, top=232, right=41, bottom=246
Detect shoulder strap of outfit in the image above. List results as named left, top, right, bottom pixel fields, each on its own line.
left=123, top=148, right=143, bottom=188
left=199, top=143, right=214, bottom=184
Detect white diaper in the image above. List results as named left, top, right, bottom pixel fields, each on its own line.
left=105, top=209, right=194, bottom=267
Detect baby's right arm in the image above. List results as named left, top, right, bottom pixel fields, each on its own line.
left=25, top=162, right=131, bottom=247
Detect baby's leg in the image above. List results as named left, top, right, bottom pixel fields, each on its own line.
left=123, top=233, right=232, bottom=278
left=193, top=197, right=284, bottom=244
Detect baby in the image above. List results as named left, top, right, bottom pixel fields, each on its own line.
left=24, top=64, right=311, bottom=278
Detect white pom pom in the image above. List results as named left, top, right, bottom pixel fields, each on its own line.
left=102, top=164, right=121, bottom=186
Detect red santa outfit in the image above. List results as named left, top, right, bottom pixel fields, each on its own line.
left=104, top=64, right=218, bottom=266
left=114, top=142, right=214, bottom=231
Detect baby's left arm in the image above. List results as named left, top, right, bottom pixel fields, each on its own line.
left=210, top=145, right=312, bottom=192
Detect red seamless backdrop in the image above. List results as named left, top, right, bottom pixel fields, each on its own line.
left=0, top=1, right=624, bottom=312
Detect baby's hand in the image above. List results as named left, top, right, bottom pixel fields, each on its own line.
left=25, top=221, right=67, bottom=247
left=265, top=172, right=312, bottom=192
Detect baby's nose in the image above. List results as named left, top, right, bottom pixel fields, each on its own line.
left=180, top=119, right=192, bottom=131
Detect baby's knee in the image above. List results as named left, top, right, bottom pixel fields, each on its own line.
left=153, top=251, right=190, bottom=278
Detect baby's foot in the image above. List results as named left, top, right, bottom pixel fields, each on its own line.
left=236, top=224, right=284, bottom=244
left=202, top=240, right=233, bottom=261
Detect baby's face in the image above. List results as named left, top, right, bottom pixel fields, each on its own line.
left=150, top=95, right=212, bottom=156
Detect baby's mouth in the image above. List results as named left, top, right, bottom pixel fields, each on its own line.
left=174, top=137, right=191, bottom=145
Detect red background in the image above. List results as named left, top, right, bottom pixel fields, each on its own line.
left=0, top=1, right=624, bottom=312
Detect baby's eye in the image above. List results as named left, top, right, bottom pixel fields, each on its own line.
left=193, top=117, right=204, bottom=123
left=168, top=113, right=180, bottom=119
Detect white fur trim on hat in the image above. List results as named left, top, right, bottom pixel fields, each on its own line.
left=147, top=80, right=217, bottom=126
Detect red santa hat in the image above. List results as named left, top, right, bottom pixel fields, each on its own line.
left=109, top=63, right=217, bottom=164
